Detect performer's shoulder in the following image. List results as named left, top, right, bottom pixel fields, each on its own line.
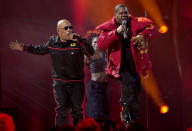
left=49, top=35, right=57, bottom=41
left=96, top=18, right=114, bottom=30
left=135, top=17, right=152, bottom=23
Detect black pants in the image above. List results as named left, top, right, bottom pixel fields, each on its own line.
left=53, top=80, right=84, bottom=126
left=86, top=80, right=109, bottom=119
left=119, top=72, right=142, bottom=115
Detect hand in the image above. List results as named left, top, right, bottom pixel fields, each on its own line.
left=72, top=33, right=82, bottom=41
left=116, top=25, right=126, bottom=34
left=64, top=33, right=81, bottom=42
left=9, top=40, right=24, bottom=51
left=132, top=35, right=147, bottom=48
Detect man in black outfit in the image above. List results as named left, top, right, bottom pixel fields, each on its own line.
left=9, top=19, right=94, bottom=127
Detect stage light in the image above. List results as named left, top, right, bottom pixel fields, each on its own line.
left=160, top=25, right=168, bottom=33
left=186, top=127, right=192, bottom=131
left=160, top=105, right=169, bottom=114
left=141, top=70, right=165, bottom=108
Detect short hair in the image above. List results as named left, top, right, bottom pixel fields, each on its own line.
left=115, top=4, right=128, bottom=13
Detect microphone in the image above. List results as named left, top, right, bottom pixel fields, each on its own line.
left=122, top=20, right=127, bottom=39
left=73, top=34, right=86, bottom=42
left=73, top=34, right=82, bottom=40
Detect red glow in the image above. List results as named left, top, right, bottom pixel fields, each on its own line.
left=0, top=113, right=15, bottom=131
left=72, top=0, right=86, bottom=34
left=186, top=128, right=192, bottom=131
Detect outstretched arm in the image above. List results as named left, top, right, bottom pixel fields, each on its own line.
left=9, top=40, right=50, bottom=55
left=9, top=40, right=24, bottom=51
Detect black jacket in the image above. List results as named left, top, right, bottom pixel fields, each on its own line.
left=25, top=36, right=94, bottom=82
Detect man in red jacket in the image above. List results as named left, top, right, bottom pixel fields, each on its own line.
left=96, top=4, right=160, bottom=125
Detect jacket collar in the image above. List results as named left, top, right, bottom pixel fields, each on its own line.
left=55, top=36, right=60, bottom=43
left=96, top=15, right=133, bottom=31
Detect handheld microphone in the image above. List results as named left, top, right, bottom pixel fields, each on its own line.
left=122, top=20, right=127, bottom=39
left=73, top=34, right=82, bottom=40
left=73, top=34, right=86, bottom=42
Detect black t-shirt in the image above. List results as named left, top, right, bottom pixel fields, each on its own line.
left=120, top=26, right=138, bottom=77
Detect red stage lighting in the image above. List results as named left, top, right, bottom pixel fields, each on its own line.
left=186, top=127, right=192, bottom=131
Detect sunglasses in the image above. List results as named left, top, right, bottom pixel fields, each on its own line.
left=61, top=26, right=73, bottom=30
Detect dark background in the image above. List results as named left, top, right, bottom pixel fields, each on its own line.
left=0, top=0, right=192, bottom=130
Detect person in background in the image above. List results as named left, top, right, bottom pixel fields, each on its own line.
left=84, top=30, right=109, bottom=119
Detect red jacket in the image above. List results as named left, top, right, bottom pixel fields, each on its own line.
left=96, top=16, right=160, bottom=78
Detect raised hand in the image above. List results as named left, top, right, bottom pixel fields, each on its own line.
left=9, top=40, right=24, bottom=51
left=116, top=25, right=126, bottom=34
left=71, top=33, right=82, bottom=42
left=63, top=33, right=80, bottom=42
